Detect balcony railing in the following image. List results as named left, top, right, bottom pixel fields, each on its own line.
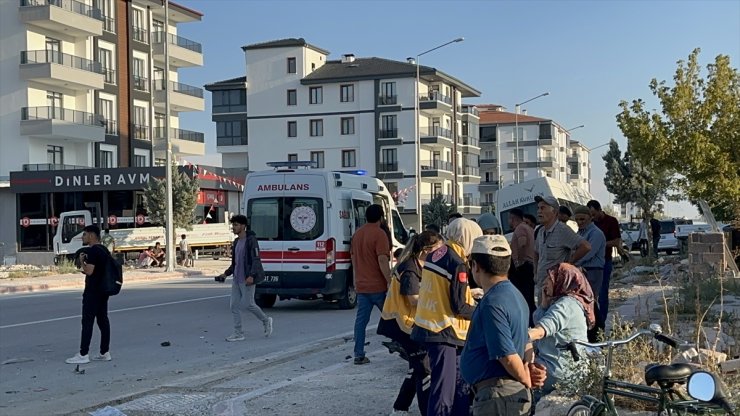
left=419, top=91, right=452, bottom=105
left=480, top=158, right=497, bottom=164
left=378, top=95, right=397, bottom=105
left=132, top=26, right=148, bottom=43
left=420, top=160, right=453, bottom=172
left=103, top=119, right=117, bottom=135
left=102, top=15, right=114, bottom=32
left=22, top=106, right=104, bottom=126
left=153, top=79, right=204, bottom=98
left=420, top=126, right=452, bottom=138
left=23, top=163, right=88, bottom=171
left=152, top=31, right=202, bottom=53
left=461, top=196, right=480, bottom=206
left=376, top=162, right=399, bottom=172
left=539, top=156, right=556, bottom=162
left=461, top=106, right=480, bottom=117
left=132, top=124, right=149, bottom=140
left=21, top=50, right=104, bottom=74
left=217, top=136, right=248, bottom=146
left=133, top=75, right=149, bottom=92
left=102, top=67, right=115, bottom=84
left=154, top=127, right=204, bottom=143
left=379, top=129, right=398, bottom=139
left=460, top=135, right=479, bottom=147
left=461, top=166, right=479, bottom=176
left=420, top=194, right=454, bottom=205
left=20, top=0, right=104, bottom=21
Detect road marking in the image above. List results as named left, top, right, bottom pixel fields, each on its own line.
left=0, top=294, right=229, bottom=329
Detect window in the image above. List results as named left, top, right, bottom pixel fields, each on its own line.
left=287, top=57, right=296, bottom=74
left=340, top=117, right=354, bottom=135
left=98, top=48, right=114, bottom=83
left=132, top=8, right=145, bottom=42
left=132, top=58, right=147, bottom=91
left=288, top=153, right=298, bottom=162
left=47, top=91, right=62, bottom=118
left=480, top=126, right=497, bottom=142
left=46, top=37, right=61, bottom=63
left=381, top=115, right=397, bottom=137
left=309, top=119, right=323, bottom=137
left=309, top=87, right=322, bottom=104
left=310, top=151, right=325, bottom=168
left=340, top=84, right=354, bottom=102
left=248, top=197, right=324, bottom=241
left=216, top=121, right=246, bottom=145
left=47, top=145, right=63, bottom=164
left=134, top=154, right=147, bottom=167
left=152, top=19, right=163, bottom=33
left=287, top=121, right=297, bottom=137
left=287, top=89, right=297, bottom=106
left=98, top=98, right=115, bottom=134
left=380, top=148, right=397, bottom=171
left=380, top=82, right=396, bottom=104
left=133, top=106, right=147, bottom=140
left=213, top=89, right=246, bottom=113
left=99, top=150, right=114, bottom=168
left=342, top=150, right=356, bottom=168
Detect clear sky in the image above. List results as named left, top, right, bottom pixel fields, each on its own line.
left=177, top=0, right=740, bottom=219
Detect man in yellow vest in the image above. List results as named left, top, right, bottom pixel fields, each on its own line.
left=412, top=218, right=482, bottom=416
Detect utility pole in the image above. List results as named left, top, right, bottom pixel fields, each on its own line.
left=163, top=0, right=175, bottom=271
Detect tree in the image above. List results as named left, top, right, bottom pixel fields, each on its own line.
left=422, top=193, right=457, bottom=230
left=143, top=165, right=199, bottom=229
left=602, top=139, right=674, bottom=217
left=617, top=49, right=740, bottom=221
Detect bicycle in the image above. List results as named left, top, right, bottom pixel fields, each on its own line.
left=565, top=324, right=735, bottom=416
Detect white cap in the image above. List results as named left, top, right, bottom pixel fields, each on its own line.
left=471, top=235, right=512, bottom=257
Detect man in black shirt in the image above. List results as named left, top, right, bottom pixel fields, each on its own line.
left=66, top=225, right=113, bottom=364
left=650, top=217, right=661, bottom=257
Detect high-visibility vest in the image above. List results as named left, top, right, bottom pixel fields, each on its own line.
left=380, top=270, right=416, bottom=334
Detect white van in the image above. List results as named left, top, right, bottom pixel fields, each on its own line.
left=243, top=162, right=409, bottom=309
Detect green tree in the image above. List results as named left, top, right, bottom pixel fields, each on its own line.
left=602, top=139, right=674, bottom=216
left=422, top=193, right=457, bottom=230
left=143, top=165, right=199, bottom=229
left=617, top=49, right=740, bottom=221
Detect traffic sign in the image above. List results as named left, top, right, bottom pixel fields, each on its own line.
left=49, top=216, right=59, bottom=227
left=20, top=217, right=31, bottom=228
left=108, top=215, right=118, bottom=226
left=135, top=214, right=145, bottom=225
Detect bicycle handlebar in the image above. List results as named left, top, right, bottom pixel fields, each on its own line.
left=564, top=329, right=689, bottom=361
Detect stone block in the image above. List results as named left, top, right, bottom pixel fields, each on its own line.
left=690, top=263, right=712, bottom=275
left=699, top=233, right=724, bottom=244
left=720, top=358, right=740, bottom=374
left=689, top=243, right=711, bottom=254
left=690, top=233, right=702, bottom=243
left=709, top=243, right=727, bottom=253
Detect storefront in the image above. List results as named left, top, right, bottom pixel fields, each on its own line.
left=8, top=166, right=244, bottom=252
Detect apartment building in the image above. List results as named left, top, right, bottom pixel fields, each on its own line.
left=205, top=38, right=482, bottom=226
left=0, top=0, right=208, bottom=259
left=476, top=105, right=591, bottom=209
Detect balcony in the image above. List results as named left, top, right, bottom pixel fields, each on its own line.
left=153, top=80, right=205, bottom=112
left=420, top=126, right=453, bottom=148
left=23, top=163, right=88, bottom=171
left=478, top=180, right=500, bottom=190
left=217, top=136, right=248, bottom=147
left=480, top=158, right=497, bottom=164
left=459, top=195, right=482, bottom=215
left=538, top=157, right=557, bottom=168
left=378, top=95, right=397, bottom=106
left=378, top=128, right=398, bottom=139
left=21, top=106, right=104, bottom=143
left=460, top=106, right=480, bottom=118
left=153, top=127, right=205, bottom=156
left=132, top=124, right=149, bottom=141
left=376, top=162, right=399, bottom=172
left=20, top=50, right=104, bottom=90
left=568, top=174, right=580, bottom=180
left=19, top=0, right=103, bottom=37
left=419, top=91, right=452, bottom=113
left=459, top=135, right=480, bottom=154
left=132, top=26, right=147, bottom=43
left=103, top=119, right=117, bottom=136
left=152, top=32, right=203, bottom=68
left=420, top=160, right=454, bottom=179
left=459, top=166, right=480, bottom=181
left=133, top=75, right=149, bottom=92
left=420, top=193, right=454, bottom=205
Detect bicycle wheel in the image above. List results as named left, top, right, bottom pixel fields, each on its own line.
left=567, top=400, right=597, bottom=416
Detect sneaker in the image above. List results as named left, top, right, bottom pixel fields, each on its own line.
left=354, top=356, right=370, bottom=365
left=92, top=352, right=111, bottom=361
left=65, top=353, right=90, bottom=364
left=263, top=317, right=273, bottom=338
left=225, top=332, right=245, bottom=342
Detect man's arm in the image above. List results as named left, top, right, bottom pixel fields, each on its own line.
left=605, top=218, right=622, bottom=249
left=498, top=354, right=532, bottom=388
left=378, top=254, right=391, bottom=284
left=570, top=239, right=591, bottom=264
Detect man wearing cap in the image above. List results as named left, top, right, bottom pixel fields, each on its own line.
left=460, top=235, right=545, bottom=416
left=573, top=206, right=606, bottom=342
left=533, top=196, right=591, bottom=306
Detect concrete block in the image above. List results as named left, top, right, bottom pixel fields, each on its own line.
left=699, top=233, right=725, bottom=244
left=709, top=243, right=727, bottom=253
left=720, top=358, right=740, bottom=374
left=700, top=253, right=726, bottom=263
left=690, top=264, right=712, bottom=275
left=690, top=233, right=702, bottom=244
left=689, top=243, right=711, bottom=254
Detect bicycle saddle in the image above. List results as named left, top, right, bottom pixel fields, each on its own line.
left=644, top=363, right=693, bottom=386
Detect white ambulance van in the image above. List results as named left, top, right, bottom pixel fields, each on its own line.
left=243, top=162, right=410, bottom=309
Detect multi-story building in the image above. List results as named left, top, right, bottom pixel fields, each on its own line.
left=205, top=38, right=482, bottom=227
left=476, top=105, right=591, bottom=210
left=0, top=0, right=209, bottom=260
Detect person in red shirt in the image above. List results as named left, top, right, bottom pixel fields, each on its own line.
left=350, top=204, right=391, bottom=364
left=587, top=200, right=622, bottom=336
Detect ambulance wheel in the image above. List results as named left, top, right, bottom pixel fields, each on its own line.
left=255, top=294, right=276, bottom=308
left=338, top=282, right=357, bottom=310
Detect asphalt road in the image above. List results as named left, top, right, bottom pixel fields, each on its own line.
left=0, top=276, right=370, bottom=415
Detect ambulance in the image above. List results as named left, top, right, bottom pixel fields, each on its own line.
left=243, top=161, right=410, bottom=309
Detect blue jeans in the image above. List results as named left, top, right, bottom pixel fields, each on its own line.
left=354, top=292, right=386, bottom=358
left=597, top=260, right=613, bottom=330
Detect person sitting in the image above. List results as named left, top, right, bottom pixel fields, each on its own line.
left=528, top=262, right=594, bottom=397
left=137, top=247, right=156, bottom=268
left=151, top=242, right=165, bottom=267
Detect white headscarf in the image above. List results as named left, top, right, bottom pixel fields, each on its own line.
left=445, top=218, right=483, bottom=257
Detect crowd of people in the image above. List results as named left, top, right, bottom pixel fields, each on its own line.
left=359, top=197, right=621, bottom=416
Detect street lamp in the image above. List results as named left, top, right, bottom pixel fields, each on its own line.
left=163, top=0, right=175, bottom=271
left=514, top=92, right=549, bottom=183
left=413, top=37, right=464, bottom=232
left=565, top=125, right=585, bottom=133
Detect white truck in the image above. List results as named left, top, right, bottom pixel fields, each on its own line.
left=53, top=209, right=233, bottom=263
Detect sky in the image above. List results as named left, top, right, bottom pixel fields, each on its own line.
left=176, top=0, right=740, bottom=219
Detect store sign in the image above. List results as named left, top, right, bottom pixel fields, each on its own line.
left=197, top=190, right=226, bottom=206
left=54, top=173, right=151, bottom=188
left=10, top=167, right=165, bottom=193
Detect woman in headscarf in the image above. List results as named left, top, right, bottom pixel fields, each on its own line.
left=527, top=262, right=594, bottom=396
left=378, top=230, right=444, bottom=416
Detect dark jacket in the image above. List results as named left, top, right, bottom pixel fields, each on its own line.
left=224, top=231, right=265, bottom=284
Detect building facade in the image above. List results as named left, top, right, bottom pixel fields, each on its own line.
left=0, top=0, right=208, bottom=260
left=476, top=105, right=591, bottom=210
left=206, top=38, right=482, bottom=227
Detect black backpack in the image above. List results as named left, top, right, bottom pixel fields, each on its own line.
left=100, top=246, right=123, bottom=296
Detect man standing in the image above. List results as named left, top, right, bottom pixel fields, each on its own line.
left=460, top=235, right=543, bottom=416
left=477, top=212, right=501, bottom=235
left=178, top=234, right=190, bottom=266
left=351, top=204, right=391, bottom=364
left=587, top=200, right=622, bottom=334
left=638, top=215, right=650, bottom=257
left=217, top=215, right=273, bottom=342
left=650, top=216, right=661, bottom=257
left=558, top=206, right=572, bottom=224
left=523, top=214, right=537, bottom=229
left=507, top=208, right=536, bottom=326
left=66, top=225, right=113, bottom=364
left=573, top=206, right=606, bottom=342
left=533, top=196, right=591, bottom=306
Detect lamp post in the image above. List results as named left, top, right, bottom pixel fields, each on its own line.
left=413, top=37, right=464, bottom=232
left=565, top=124, right=585, bottom=134
left=163, top=0, right=175, bottom=271
left=514, top=92, right=549, bottom=183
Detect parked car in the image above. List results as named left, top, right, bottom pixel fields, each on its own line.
left=657, top=220, right=679, bottom=255
left=621, top=222, right=641, bottom=251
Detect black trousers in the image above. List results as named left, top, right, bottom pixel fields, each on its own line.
left=392, top=334, right=431, bottom=415
left=509, top=262, right=536, bottom=327
left=80, top=292, right=110, bottom=356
